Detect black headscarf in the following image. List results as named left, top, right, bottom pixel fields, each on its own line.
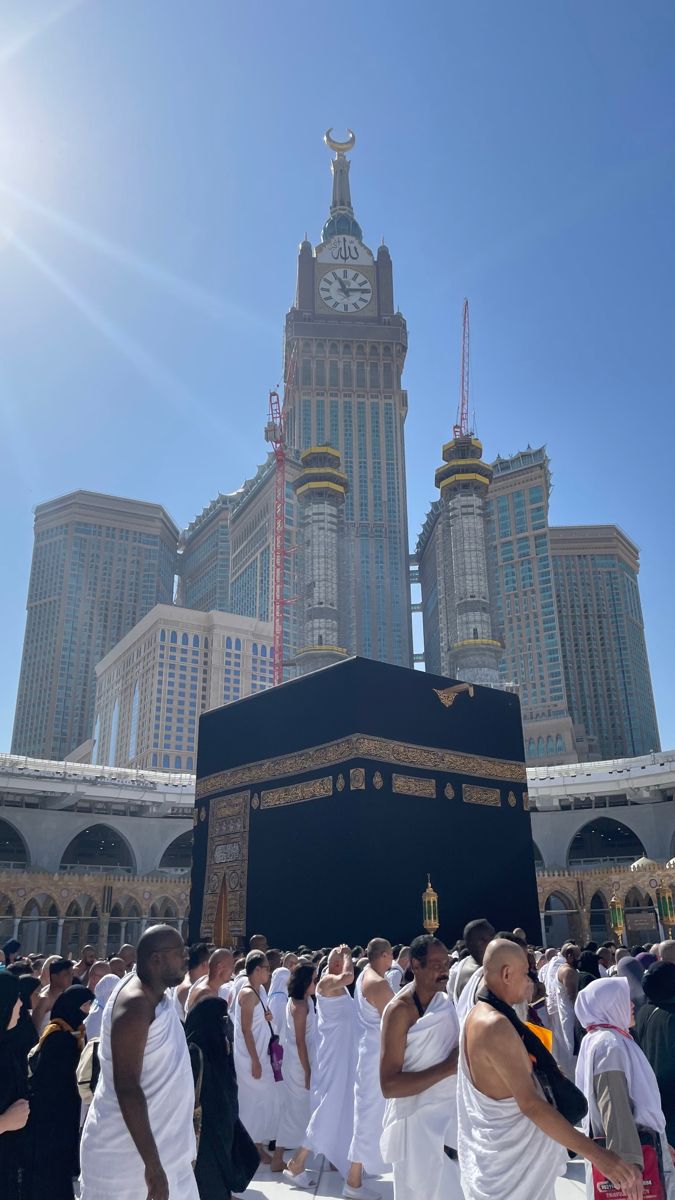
left=18, top=975, right=39, bottom=1009
left=185, top=996, right=232, bottom=1072
left=643, top=961, right=675, bottom=1009
left=579, top=951, right=600, bottom=978
left=0, top=973, right=20, bottom=1041
left=50, top=985, right=95, bottom=1031
left=2, top=939, right=21, bottom=962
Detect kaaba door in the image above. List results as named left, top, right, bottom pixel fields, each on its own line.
left=213, top=874, right=230, bottom=948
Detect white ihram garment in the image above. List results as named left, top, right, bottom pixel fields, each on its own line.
left=305, top=989, right=357, bottom=1177
left=386, top=964, right=404, bottom=993
left=233, top=984, right=281, bottom=1143
left=348, top=973, right=389, bottom=1174
left=457, top=1021, right=566, bottom=1200
left=79, top=976, right=198, bottom=1200
left=548, top=966, right=577, bottom=1078
left=380, top=991, right=462, bottom=1200
left=455, top=966, right=484, bottom=1027
left=277, top=997, right=318, bottom=1149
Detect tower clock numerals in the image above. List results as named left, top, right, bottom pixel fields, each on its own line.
left=319, top=269, right=372, bottom=313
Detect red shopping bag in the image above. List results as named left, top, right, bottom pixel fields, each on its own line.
left=592, top=1134, right=665, bottom=1200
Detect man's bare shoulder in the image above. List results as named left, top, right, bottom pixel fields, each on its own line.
left=111, top=979, right=154, bottom=1026
left=466, top=1002, right=519, bottom=1044
left=384, top=986, right=417, bottom=1028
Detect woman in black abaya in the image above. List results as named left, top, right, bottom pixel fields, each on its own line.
left=25, top=983, right=93, bottom=1200
left=0, top=973, right=30, bottom=1200
left=185, top=996, right=259, bottom=1199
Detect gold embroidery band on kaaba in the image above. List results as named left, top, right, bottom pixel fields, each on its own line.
left=196, top=732, right=526, bottom=800
left=392, top=773, right=436, bottom=799
left=463, top=784, right=501, bottom=807
left=261, top=776, right=333, bottom=809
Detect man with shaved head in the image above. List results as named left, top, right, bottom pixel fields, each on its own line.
left=346, top=938, right=394, bottom=1194
left=185, top=947, right=235, bottom=1013
left=380, top=935, right=462, bottom=1200
left=458, top=939, right=642, bottom=1200
left=80, top=924, right=198, bottom=1200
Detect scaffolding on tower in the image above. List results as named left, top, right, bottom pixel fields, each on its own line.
left=453, top=298, right=471, bottom=439
left=265, top=341, right=298, bottom=685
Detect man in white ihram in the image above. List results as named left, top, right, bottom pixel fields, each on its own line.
left=347, top=938, right=395, bottom=1197
left=80, top=925, right=197, bottom=1200
left=380, top=935, right=462, bottom=1200
left=458, top=939, right=642, bottom=1200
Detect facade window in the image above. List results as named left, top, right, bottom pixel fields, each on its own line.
left=128, top=683, right=139, bottom=762
left=170, top=631, right=177, bottom=644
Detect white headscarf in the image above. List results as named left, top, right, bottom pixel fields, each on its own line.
left=544, top=955, right=564, bottom=1015
left=575, top=977, right=666, bottom=1136
left=84, top=973, right=119, bottom=1041
left=267, top=966, right=291, bottom=1040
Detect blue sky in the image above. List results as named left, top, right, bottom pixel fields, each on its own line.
left=0, top=0, right=673, bottom=752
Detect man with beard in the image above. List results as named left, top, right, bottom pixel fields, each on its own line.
left=79, top=925, right=198, bottom=1200
left=380, top=935, right=462, bottom=1200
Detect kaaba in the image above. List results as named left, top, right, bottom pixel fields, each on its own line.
left=190, top=657, right=540, bottom=949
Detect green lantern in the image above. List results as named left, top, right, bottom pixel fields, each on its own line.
left=657, top=885, right=675, bottom=935
left=422, top=875, right=439, bottom=934
left=609, top=892, right=624, bottom=940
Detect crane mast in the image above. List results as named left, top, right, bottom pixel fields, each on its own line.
left=453, top=298, right=471, bottom=439
left=265, top=341, right=298, bottom=685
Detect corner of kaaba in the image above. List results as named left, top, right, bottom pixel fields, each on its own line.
left=189, top=656, right=540, bottom=950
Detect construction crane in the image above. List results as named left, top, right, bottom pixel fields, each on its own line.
left=265, top=341, right=298, bottom=685
left=453, top=298, right=471, bottom=440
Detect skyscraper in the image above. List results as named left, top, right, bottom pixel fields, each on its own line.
left=293, top=445, right=349, bottom=674
left=485, top=448, right=578, bottom=764
left=93, top=604, right=274, bottom=771
left=282, top=130, right=413, bottom=667
left=177, top=494, right=233, bottom=613
left=12, top=491, right=178, bottom=760
left=418, top=431, right=502, bottom=685
left=551, top=524, right=660, bottom=759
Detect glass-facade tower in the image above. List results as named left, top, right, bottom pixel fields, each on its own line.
left=282, top=135, right=413, bottom=667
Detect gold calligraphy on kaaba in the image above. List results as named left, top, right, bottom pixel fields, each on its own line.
left=350, top=768, right=365, bottom=790
left=201, top=790, right=250, bottom=942
left=196, top=732, right=526, bottom=800
left=392, top=773, right=436, bottom=799
left=261, top=776, right=333, bottom=809
left=463, top=784, right=501, bottom=807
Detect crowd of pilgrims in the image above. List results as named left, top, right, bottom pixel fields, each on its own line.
left=1, top=921, right=675, bottom=1200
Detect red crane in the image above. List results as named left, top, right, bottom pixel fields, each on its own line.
left=265, top=341, right=298, bottom=685
left=453, top=298, right=471, bottom=439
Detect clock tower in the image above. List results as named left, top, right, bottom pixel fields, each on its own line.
left=284, top=131, right=413, bottom=667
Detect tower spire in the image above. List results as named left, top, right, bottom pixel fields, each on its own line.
left=321, top=128, right=363, bottom=243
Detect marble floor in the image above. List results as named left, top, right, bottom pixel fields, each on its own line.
left=236, top=1154, right=588, bottom=1198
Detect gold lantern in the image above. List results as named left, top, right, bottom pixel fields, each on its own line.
left=609, top=892, right=624, bottom=941
left=422, top=875, right=439, bottom=934
left=657, top=885, right=675, bottom=938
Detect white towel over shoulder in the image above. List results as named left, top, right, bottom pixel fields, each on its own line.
left=380, top=990, right=462, bottom=1200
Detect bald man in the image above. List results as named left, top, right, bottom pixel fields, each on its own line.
left=185, top=948, right=235, bottom=1013
left=458, top=939, right=642, bottom=1200
left=80, top=925, right=197, bottom=1200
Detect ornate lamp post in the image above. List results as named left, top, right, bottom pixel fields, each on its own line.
left=609, top=892, right=625, bottom=944
left=656, top=884, right=675, bottom=939
left=422, top=875, right=439, bottom=934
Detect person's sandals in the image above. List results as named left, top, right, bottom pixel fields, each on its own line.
left=282, top=1167, right=317, bottom=1189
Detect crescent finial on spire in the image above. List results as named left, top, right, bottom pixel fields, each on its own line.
left=324, top=127, right=356, bottom=155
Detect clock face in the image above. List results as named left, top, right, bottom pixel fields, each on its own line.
left=319, top=268, right=372, bottom=313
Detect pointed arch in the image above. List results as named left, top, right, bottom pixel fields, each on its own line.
left=60, top=824, right=136, bottom=874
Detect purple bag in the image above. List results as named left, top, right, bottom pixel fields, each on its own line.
left=268, top=1032, right=284, bottom=1082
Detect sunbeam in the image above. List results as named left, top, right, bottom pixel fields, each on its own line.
left=0, top=0, right=86, bottom=65
left=0, top=181, right=272, bottom=331
left=0, top=223, right=246, bottom=445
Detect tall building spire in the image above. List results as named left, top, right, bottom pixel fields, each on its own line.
left=322, top=128, right=363, bottom=243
